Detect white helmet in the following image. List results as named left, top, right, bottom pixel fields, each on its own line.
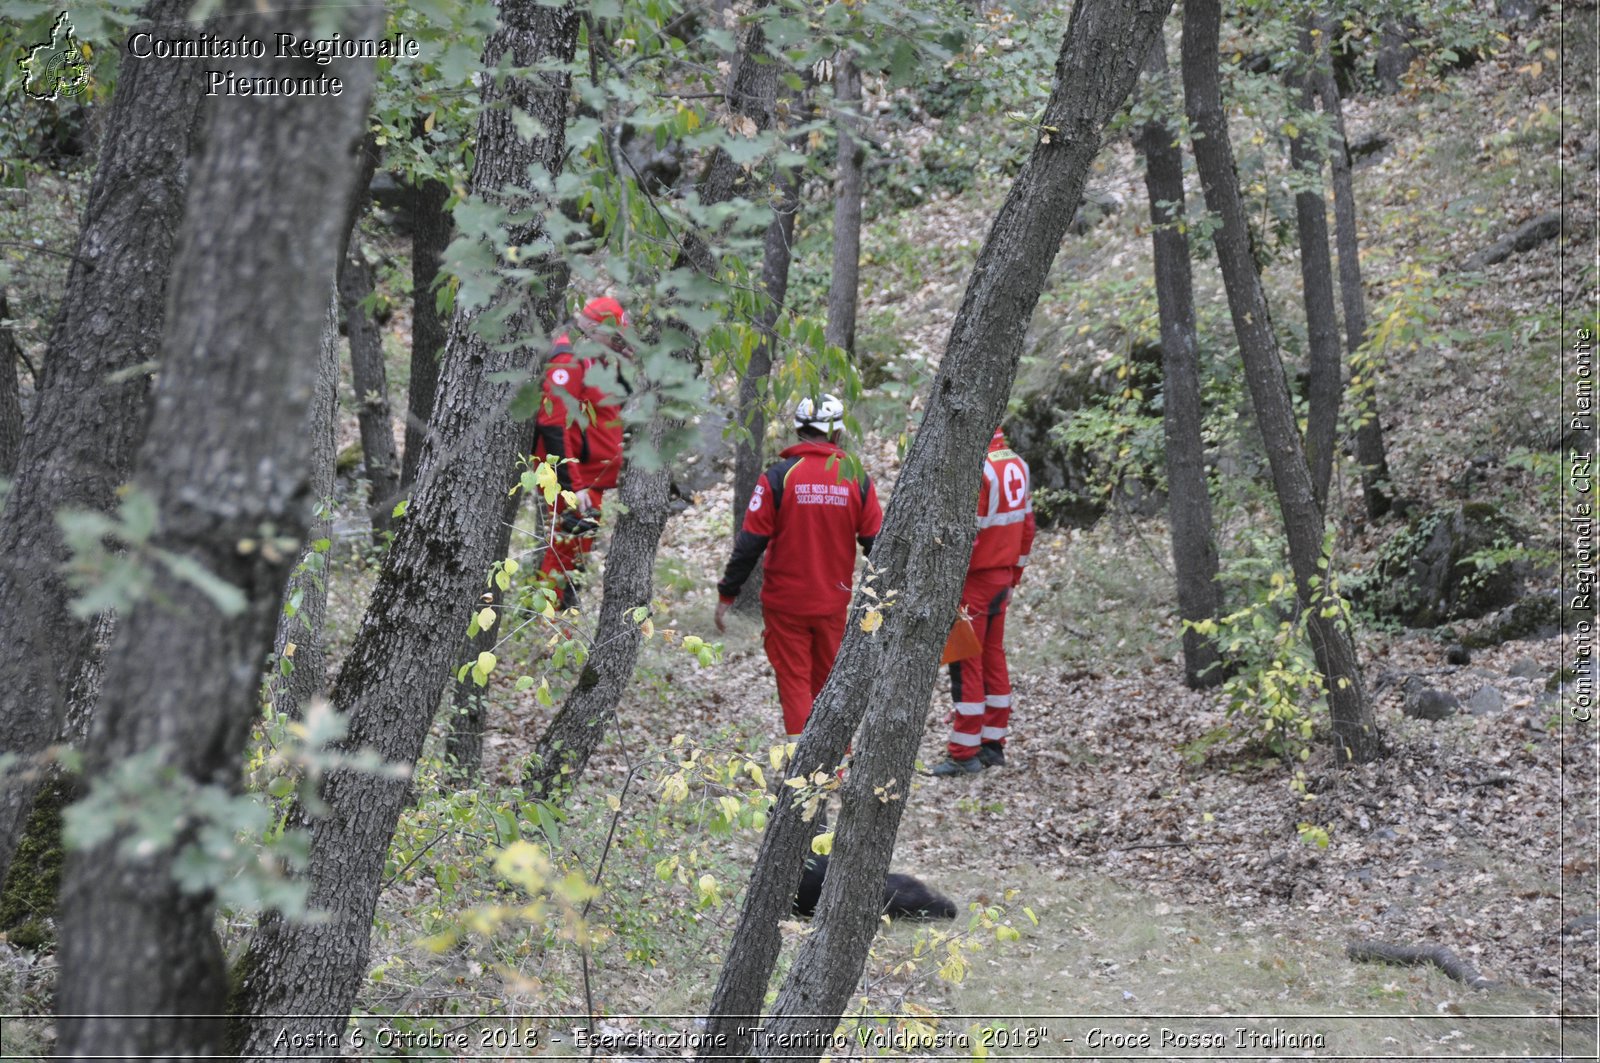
left=794, top=394, right=845, bottom=435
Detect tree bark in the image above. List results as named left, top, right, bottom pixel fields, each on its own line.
left=0, top=0, right=205, bottom=887
left=696, top=4, right=778, bottom=208
left=701, top=2, right=1174, bottom=1055
left=1182, top=0, right=1380, bottom=764
left=524, top=412, right=671, bottom=796
left=1133, top=40, right=1223, bottom=689
left=443, top=435, right=536, bottom=783
left=403, top=155, right=451, bottom=491
left=53, top=3, right=380, bottom=1054
left=0, top=288, right=22, bottom=477
left=266, top=293, right=341, bottom=721
left=1288, top=21, right=1342, bottom=511
left=523, top=7, right=791, bottom=797
left=730, top=167, right=802, bottom=617
left=824, top=53, right=863, bottom=358
left=342, top=241, right=402, bottom=539
left=229, top=4, right=578, bottom=1051
left=1313, top=17, right=1391, bottom=520
left=267, top=137, right=377, bottom=724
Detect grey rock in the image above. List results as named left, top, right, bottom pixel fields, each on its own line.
left=1509, top=657, right=1544, bottom=680
left=1465, top=686, right=1506, bottom=715
left=1401, top=678, right=1460, bottom=721
left=1363, top=504, right=1525, bottom=628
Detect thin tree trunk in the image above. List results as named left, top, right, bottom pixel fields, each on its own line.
left=1289, top=21, right=1342, bottom=511
left=1314, top=16, right=1391, bottom=519
left=825, top=53, right=863, bottom=358
left=524, top=5, right=788, bottom=797
left=403, top=150, right=450, bottom=491
left=229, top=4, right=578, bottom=1051
left=0, top=0, right=205, bottom=887
left=0, top=289, right=22, bottom=476
left=342, top=241, right=402, bottom=539
left=701, top=3, right=1174, bottom=1055
left=695, top=4, right=778, bottom=207
left=267, top=144, right=378, bottom=724
left=524, top=412, right=671, bottom=796
left=1133, top=40, right=1223, bottom=689
left=730, top=167, right=802, bottom=617
left=1182, top=0, right=1380, bottom=764
left=53, top=4, right=380, bottom=1054
left=266, top=293, right=341, bottom=720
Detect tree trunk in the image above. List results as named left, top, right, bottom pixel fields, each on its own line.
left=342, top=241, right=402, bottom=539
left=702, top=2, right=1174, bottom=1055
left=53, top=3, right=381, bottom=1054
left=268, top=138, right=377, bottom=724
left=824, top=53, right=863, bottom=358
left=1133, top=40, right=1223, bottom=689
left=1288, top=21, right=1342, bottom=511
left=403, top=155, right=451, bottom=491
left=0, top=0, right=205, bottom=887
left=524, top=9, right=790, bottom=797
left=229, top=4, right=578, bottom=1051
left=1314, top=17, right=1391, bottom=520
left=266, top=293, right=341, bottom=720
left=524, top=412, right=671, bottom=796
left=443, top=432, right=536, bottom=783
left=695, top=6, right=777, bottom=207
left=730, top=167, right=802, bottom=618
left=1182, top=0, right=1380, bottom=765
left=0, top=288, right=22, bottom=477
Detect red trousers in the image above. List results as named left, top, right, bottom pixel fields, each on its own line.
left=946, top=567, right=1015, bottom=759
left=761, top=607, right=846, bottom=738
left=539, top=487, right=604, bottom=605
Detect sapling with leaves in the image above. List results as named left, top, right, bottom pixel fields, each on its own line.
left=1182, top=0, right=1380, bottom=764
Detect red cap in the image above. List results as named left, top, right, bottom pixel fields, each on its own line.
left=581, top=296, right=627, bottom=328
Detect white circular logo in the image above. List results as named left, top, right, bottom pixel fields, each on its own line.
left=551, top=368, right=570, bottom=386
left=748, top=486, right=764, bottom=512
left=1003, top=464, right=1027, bottom=508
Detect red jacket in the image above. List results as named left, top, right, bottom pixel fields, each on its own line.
left=718, top=440, right=883, bottom=617
left=970, top=429, right=1035, bottom=580
left=534, top=335, right=626, bottom=490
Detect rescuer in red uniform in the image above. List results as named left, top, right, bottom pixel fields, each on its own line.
left=931, top=426, right=1036, bottom=776
left=715, top=395, right=883, bottom=739
left=534, top=296, right=630, bottom=608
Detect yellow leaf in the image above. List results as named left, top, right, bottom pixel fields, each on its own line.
left=860, top=609, right=883, bottom=633
left=476, top=606, right=497, bottom=629
left=503, top=558, right=520, bottom=576
left=477, top=651, right=497, bottom=674
left=534, top=461, right=560, bottom=502
left=811, top=831, right=835, bottom=856
left=606, top=794, right=621, bottom=811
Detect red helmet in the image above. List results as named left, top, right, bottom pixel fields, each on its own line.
left=581, top=296, right=627, bottom=329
